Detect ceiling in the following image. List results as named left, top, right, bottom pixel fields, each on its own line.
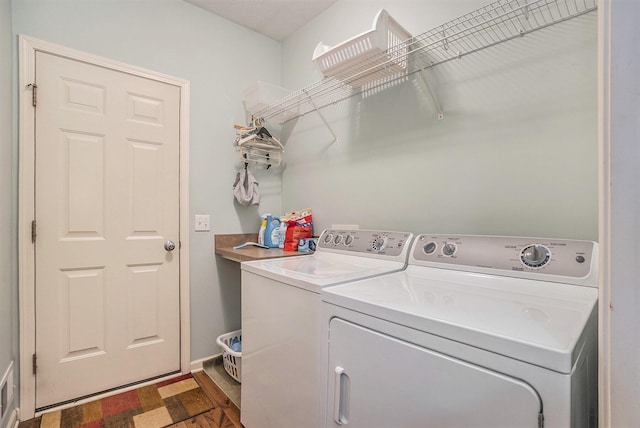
left=183, top=0, right=338, bottom=41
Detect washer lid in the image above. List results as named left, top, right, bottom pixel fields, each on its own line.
left=241, top=251, right=407, bottom=292
left=322, top=265, right=598, bottom=373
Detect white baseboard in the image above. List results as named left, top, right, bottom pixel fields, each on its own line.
left=190, top=354, right=221, bottom=372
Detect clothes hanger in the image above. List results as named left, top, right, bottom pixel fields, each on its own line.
left=239, top=145, right=282, bottom=167
left=234, top=117, right=284, bottom=150
left=234, top=117, right=283, bottom=168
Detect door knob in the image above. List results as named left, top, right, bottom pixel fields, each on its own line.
left=164, top=240, right=176, bottom=251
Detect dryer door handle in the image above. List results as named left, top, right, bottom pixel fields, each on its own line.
left=334, top=366, right=350, bottom=425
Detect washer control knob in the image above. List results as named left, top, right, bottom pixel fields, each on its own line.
left=323, top=233, right=334, bottom=245
left=423, top=242, right=437, bottom=255
left=333, top=235, right=343, bottom=245
left=521, top=244, right=551, bottom=268
left=371, top=235, right=388, bottom=253
left=345, top=234, right=354, bottom=246
left=442, top=243, right=457, bottom=257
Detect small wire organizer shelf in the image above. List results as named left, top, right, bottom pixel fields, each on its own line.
left=251, top=0, right=597, bottom=125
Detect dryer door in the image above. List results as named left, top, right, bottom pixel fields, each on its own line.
left=327, top=319, right=542, bottom=428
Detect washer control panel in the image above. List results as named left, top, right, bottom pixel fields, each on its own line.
left=319, top=229, right=412, bottom=257
left=412, top=234, right=596, bottom=279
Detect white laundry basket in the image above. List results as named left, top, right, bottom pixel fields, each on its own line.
left=312, top=9, right=412, bottom=87
left=216, top=329, right=242, bottom=383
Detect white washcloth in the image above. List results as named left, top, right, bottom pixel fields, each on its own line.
left=233, top=168, right=260, bottom=206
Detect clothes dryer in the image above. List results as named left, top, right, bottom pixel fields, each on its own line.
left=321, top=234, right=598, bottom=428
left=240, top=229, right=413, bottom=428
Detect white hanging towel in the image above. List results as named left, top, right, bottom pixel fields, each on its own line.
left=233, top=168, right=260, bottom=206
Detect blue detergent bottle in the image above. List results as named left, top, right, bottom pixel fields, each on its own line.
left=264, top=214, right=281, bottom=248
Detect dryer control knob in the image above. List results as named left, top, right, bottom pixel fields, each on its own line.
left=371, top=235, right=388, bottom=252
left=521, top=244, right=551, bottom=268
left=442, top=243, right=457, bottom=256
left=423, top=241, right=437, bottom=255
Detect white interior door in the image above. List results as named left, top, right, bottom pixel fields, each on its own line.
left=327, top=318, right=542, bottom=428
left=34, top=51, right=181, bottom=408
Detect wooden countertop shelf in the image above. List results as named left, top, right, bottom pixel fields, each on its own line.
left=214, top=233, right=308, bottom=263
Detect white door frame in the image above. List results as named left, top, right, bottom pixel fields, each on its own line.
left=598, top=0, right=640, bottom=425
left=18, top=35, right=191, bottom=419
left=597, top=1, right=610, bottom=425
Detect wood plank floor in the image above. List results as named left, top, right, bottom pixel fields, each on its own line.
left=180, top=371, right=243, bottom=428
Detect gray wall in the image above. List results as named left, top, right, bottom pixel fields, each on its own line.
left=1, top=0, right=16, bottom=424
left=12, top=0, right=283, bottom=362
left=281, top=0, right=598, bottom=240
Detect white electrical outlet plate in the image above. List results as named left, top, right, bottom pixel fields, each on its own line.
left=195, top=215, right=210, bottom=231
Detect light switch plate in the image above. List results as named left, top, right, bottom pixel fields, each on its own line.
left=195, top=215, right=210, bottom=231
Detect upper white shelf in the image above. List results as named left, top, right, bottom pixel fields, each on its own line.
left=251, top=0, right=597, bottom=124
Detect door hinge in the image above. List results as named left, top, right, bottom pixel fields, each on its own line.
left=538, top=412, right=544, bottom=428
left=32, top=353, right=37, bottom=375
left=27, top=83, right=37, bottom=107
left=31, top=220, right=37, bottom=243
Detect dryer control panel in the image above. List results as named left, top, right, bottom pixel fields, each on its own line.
left=318, top=229, right=413, bottom=257
left=410, top=234, right=598, bottom=286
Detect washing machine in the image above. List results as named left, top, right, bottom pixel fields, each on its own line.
left=240, top=228, right=414, bottom=428
left=320, top=234, right=598, bottom=428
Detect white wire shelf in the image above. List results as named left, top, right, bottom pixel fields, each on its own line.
left=252, top=0, right=597, bottom=124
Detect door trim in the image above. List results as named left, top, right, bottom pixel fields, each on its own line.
left=18, top=35, right=191, bottom=419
